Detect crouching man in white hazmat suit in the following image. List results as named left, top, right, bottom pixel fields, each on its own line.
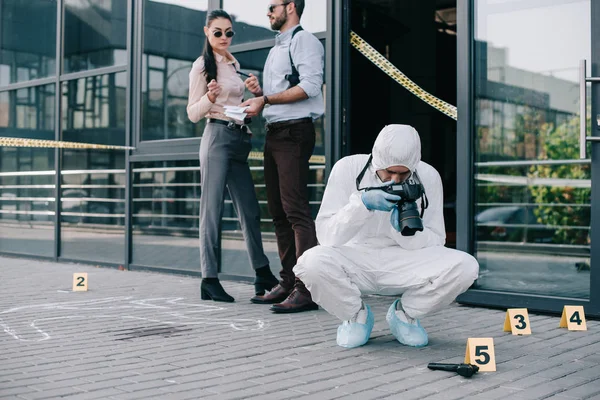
left=294, top=124, right=479, bottom=348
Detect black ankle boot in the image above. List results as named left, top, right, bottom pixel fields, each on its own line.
left=201, top=279, right=234, bottom=302
left=253, top=268, right=279, bottom=296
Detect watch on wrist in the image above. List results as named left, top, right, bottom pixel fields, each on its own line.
left=263, top=95, right=269, bottom=105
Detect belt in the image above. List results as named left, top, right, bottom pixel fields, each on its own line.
left=266, top=117, right=312, bottom=130
left=207, top=118, right=248, bottom=133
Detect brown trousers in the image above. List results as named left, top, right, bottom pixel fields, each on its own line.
left=264, top=118, right=318, bottom=294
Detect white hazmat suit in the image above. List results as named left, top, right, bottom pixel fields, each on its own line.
left=294, top=125, right=479, bottom=346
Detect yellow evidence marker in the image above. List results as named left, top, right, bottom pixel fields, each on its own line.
left=72, top=273, right=88, bottom=292
left=559, top=305, right=587, bottom=331
left=465, top=338, right=496, bottom=372
left=503, top=308, right=532, bottom=335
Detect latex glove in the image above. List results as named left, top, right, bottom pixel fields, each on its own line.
left=390, top=205, right=401, bottom=232
left=361, top=182, right=401, bottom=212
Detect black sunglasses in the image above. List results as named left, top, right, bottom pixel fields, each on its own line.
left=268, top=2, right=291, bottom=13
left=213, top=30, right=235, bottom=38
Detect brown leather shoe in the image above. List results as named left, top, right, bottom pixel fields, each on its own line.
left=270, top=289, right=319, bottom=313
left=250, top=284, right=291, bottom=304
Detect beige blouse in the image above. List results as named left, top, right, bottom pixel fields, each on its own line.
left=186, top=51, right=245, bottom=124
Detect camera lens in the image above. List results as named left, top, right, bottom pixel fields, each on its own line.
left=398, top=201, right=423, bottom=236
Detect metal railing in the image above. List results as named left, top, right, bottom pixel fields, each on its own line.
left=0, top=165, right=326, bottom=226
left=475, top=158, right=592, bottom=253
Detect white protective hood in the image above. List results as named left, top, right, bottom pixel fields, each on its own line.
left=314, top=123, right=445, bottom=250
left=371, top=124, right=421, bottom=173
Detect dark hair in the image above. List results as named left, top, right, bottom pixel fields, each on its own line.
left=202, top=10, right=232, bottom=83
left=289, top=0, right=304, bottom=18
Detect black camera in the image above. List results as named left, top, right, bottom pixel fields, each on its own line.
left=366, top=176, right=426, bottom=236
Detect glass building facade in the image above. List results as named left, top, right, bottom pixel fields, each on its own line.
left=0, top=0, right=327, bottom=278
left=1, top=0, right=598, bottom=316
left=457, top=0, right=600, bottom=316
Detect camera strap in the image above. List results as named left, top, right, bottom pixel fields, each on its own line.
left=355, top=155, right=373, bottom=190
left=413, top=171, right=429, bottom=218
left=288, top=26, right=304, bottom=80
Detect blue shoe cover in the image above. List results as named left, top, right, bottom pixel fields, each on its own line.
left=336, top=305, right=374, bottom=348
left=386, top=300, right=428, bottom=347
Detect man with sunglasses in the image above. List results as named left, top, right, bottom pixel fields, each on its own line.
left=240, top=0, right=324, bottom=313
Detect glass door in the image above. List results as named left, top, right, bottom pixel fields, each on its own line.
left=463, top=0, right=600, bottom=316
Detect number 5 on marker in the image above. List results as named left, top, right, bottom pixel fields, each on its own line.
left=73, top=273, right=88, bottom=292
left=465, top=338, right=496, bottom=372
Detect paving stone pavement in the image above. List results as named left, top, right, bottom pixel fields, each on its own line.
left=1, top=255, right=600, bottom=400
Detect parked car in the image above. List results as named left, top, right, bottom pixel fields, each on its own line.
left=476, top=206, right=554, bottom=244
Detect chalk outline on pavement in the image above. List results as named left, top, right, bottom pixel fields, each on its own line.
left=0, top=296, right=268, bottom=342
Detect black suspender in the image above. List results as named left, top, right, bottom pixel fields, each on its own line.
left=285, top=26, right=304, bottom=87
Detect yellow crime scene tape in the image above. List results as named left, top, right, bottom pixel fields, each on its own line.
left=350, top=31, right=458, bottom=121
left=0, top=137, right=134, bottom=151
left=249, top=151, right=325, bottom=164
left=0, top=32, right=456, bottom=155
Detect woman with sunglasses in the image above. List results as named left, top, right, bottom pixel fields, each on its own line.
left=187, top=9, right=278, bottom=303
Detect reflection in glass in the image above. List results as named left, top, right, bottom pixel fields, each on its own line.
left=130, top=156, right=324, bottom=277
left=61, top=72, right=127, bottom=146
left=132, top=160, right=201, bottom=270
left=223, top=0, right=326, bottom=45
left=0, top=84, right=55, bottom=256
left=130, top=160, right=284, bottom=276
left=0, top=0, right=57, bottom=86
left=0, top=84, right=55, bottom=139
left=141, top=0, right=208, bottom=141
left=60, top=149, right=126, bottom=263
left=63, top=0, right=127, bottom=73
left=60, top=72, right=126, bottom=263
left=473, top=0, right=591, bottom=299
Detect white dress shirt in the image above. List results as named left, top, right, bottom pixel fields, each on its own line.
left=262, top=25, right=325, bottom=124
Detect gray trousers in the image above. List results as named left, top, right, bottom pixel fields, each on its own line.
left=199, top=122, right=269, bottom=278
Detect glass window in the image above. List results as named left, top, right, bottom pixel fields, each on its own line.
left=60, top=72, right=126, bottom=263
left=63, top=0, right=127, bottom=73
left=130, top=154, right=325, bottom=277
left=61, top=72, right=126, bottom=146
left=60, top=149, right=126, bottom=263
left=0, top=84, right=55, bottom=139
left=473, top=0, right=591, bottom=299
left=140, top=0, right=208, bottom=141
left=0, top=83, right=56, bottom=256
left=0, top=148, right=55, bottom=257
left=0, top=0, right=57, bottom=86
left=132, top=160, right=200, bottom=271
left=222, top=0, right=326, bottom=45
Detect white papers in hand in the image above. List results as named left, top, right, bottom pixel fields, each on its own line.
left=224, top=105, right=248, bottom=121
